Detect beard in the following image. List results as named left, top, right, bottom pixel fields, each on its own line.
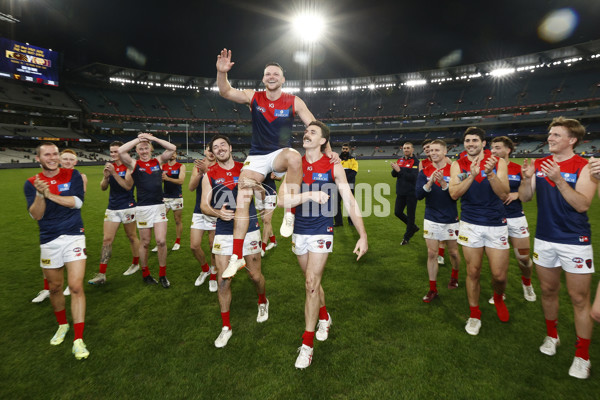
left=340, top=151, right=350, bottom=160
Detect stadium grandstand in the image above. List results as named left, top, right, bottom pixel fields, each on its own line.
left=2, top=39, right=600, bottom=165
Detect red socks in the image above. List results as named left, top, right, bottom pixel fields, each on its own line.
left=545, top=319, right=558, bottom=339
left=521, top=276, right=532, bottom=286
left=270, top=235, right=276, bottom=244
left=201, top=263, right=209, bottom=273
left=319, top=306, right=329, bottom=320
left=493, top=292, right=510, bottom=322
left=302, top=330, right=315, bottom=348
left=262, top=242, right=267, bottom=252
left=438, top=248, right=445, bottom=257
left=159, top=266, right=166, bottom=277
left=74, top=322, right=85, bottom=340
left=221, top=311, right=231, bottom=329
left=175, top=238, right=181, bottom=245
left=99, top=263, right=107, bottom=274
left=575, top=336, right=591, bottom=360
left=233, top=239, right=244, bottom=259
left=258, top=293, right=267, bottom=304
left=132, top=256, right=139, bottom=265
left=141, top=266, right=150, bottom=277
left=429, top=280, right=437, bottom=292
left=55, top=309, right=68, bottom=325
left=470, top=306, right=481, bottom=320
left=44, top=279, right=49, bottom=290
left=451, top=268, right=459, bottom=279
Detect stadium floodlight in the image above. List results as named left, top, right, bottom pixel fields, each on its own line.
left=405, top=79, right=427, bottom=87
left=292, top=13, right=325, bottom=43
left=489, top=68, right=515, bottom=77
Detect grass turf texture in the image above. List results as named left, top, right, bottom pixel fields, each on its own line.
left=1, top=159, right=600, bottom=399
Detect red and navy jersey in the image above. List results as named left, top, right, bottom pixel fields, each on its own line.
left=505, top=161, right=524, bottom=218
left=415, top=164, right=458, bottom=224
left=107, top=162, right=135, bottom=210
left=249, top=91, right=296, bottom=156
left=420, top=158, right=432, bottom=170
left=458, top=149, right=491, bottom=159
left=206, top=162, right=259, bottom=235
left=162, top=162, right=183, bottom=198
left=24, top=168, right=85, bottom=245
left=534, top=155, right=591, bottom=245
left=132, top=158, right=163, bottom=206
left=457, top=155, right=506, bottom=226
left=391, top=155, right=419, bottom=195
left=294, top=155, right=336, bottom=235
left=193, top=169, right=205, bottom=214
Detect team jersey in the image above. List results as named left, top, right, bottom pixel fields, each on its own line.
left=24, top=168, right=85, bottom=245
left=249, top=91, right=296, bottom=156
left=534, top=155, right=591, bottom=245
left=206, top=161, right=259, bottom=235
left=456, top=155, right=506, bottom=226
left=294, top=155, right=336, bottom=235
left=392, top=155, right=419, bottom=195
left=132, top=158, right=163, bottom=206
left=107, top=162, right=135, bottom=210
left=420, top=158, right=432, bottom=170
left=459, top=149, right=491, bottom=159
left=505, top=161, right=524, bottom=218
left=193, top=169, right=205, bottom=214
left=162, top=161, right=183, bottom=198
left=415, top=164, right=458, bottom=224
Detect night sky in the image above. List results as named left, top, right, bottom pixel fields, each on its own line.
left=3, top=0, right=600, bottom=80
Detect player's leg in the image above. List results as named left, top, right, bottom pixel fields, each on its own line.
left=208, top=230, right=217, bottom=291
left=32, top=270, right=50, bottom=303
left=446, top=240, right=460, bottom=288
left=462, top=245, right=484, bottom=335
left=122, top=220, right=140, bottom=275
left=138, top=227, right=156, bottom=284
left=191, top=227, right=209, bottom=285
left=214, top=253, right=233, bottom=348
left=591, top=282, right=600, bottom=323
left=44, top=266, right=69, bottom=345
left=273, top=148, right=302, bottom=237
left=245, top=251, right=268, bottom=322
left=172, top=208, right=183, bottom=250
left=511, top=236, right=536, bottom=301
left=536, top=263, right=562, bottom=352
left=261, top=208, right=275, bottom=256
left=486, top=246, right=510, bottom=322
left=89, top=220, right=119, bottom=284
left=153, top=205, right=171, bottom=252
left=153, top=220, right=169, bottom=288
left=423, top=238, right=440, bottom=302
left=65, top=259, right=86, bottom=326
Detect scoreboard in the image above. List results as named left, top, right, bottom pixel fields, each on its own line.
left=0, top=38, right=60, bottom=86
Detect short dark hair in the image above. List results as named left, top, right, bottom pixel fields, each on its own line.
left=342, top=143, right=350, bottom=148
left=110, top=141, right=124, bottom=147
left=209, top=134, right=231, bottom=151
left=490, top=136, right=514, bottom=154
left=36, top=142, right=58, bottom=156
left=309, top=121, right=330, bottom=152
left=422, top=139, right=432, bottom=146
left=463, top=126, right=486, bottom=142
left=549, top=116, right=586, bottom=148
left=430, top=139, right=447, bottom=149
left=265, top=62, right=284, bottom=75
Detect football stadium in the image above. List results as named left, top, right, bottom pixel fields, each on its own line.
left=1, top=1, right=600, bottom=398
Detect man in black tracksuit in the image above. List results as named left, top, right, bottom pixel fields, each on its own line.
left=391, top=142, right=420, bottom=244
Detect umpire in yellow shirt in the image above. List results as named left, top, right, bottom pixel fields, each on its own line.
left=334, top=143, right=358, bottom=227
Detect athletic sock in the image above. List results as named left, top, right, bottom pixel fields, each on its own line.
left=233, top=239, right=244, bottom=259
left=258, top=293, right=267, bottom=304
left=270, top=235, right=277, bottom=244
left=545, top=319, right=558, bottom=339
left=521, top=276, right=531, bottom=286
left=302, top=330, right=315, bottom=348
left=201, top=263, right=209, bottom=273
left=210, top=266, right=217, bottom=281
left=429, top=280, right=437, bottom=292
left=99, top=263, right=108, bottom=274
left=175, top=238, right=181, bottom=245
left=44, top=279, right=49, bottom=290
left=221, top=311, right=231, bottom=329
left=159, top=266, right=166, bottom=277
left=575, top=336, right=591, bottom=360
left=319, top=306, right=329, bottom=321
left=438, top=248, right=445, bottom=257
left=451, top=268, right=459, bottom=279
left=141, top=266, right=150, bottom=278
left=132, top=256, right=139, bottom=265
left=262, top=242, right=267, bottom=252
left=55, top=309, right=68, bottom=325
left=73, top=322, right=85, bottom=341
left=469, top=306, right=481, bottom=320
left=493, top=292, right=510, bottom=322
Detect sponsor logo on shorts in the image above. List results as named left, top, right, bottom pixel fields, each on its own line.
left=459, top=235, right=468, bottom=242
left=500, top=237, right=506, bottom=242
left=579, top=236, right=590, bottom=243
left=533, top=252, right=538, bottom=260
left=161, top=213, right=166, bottom=219
left=73, top=247, right=81, bottom=253
left=213, top=243, right=221, bottom=250
left=423, top=230, right=429, bottom=235
left=586, top=259, right=593, bottom=269
left=520, top=226, right=528, bottom=233
left=41, top=259, right=51, bottom=265
left=447, top=229, right=453, bottom=236
left=250, top=241, right=258, bottom=246
left=317, top=239, right=325, bottom=245
left=104, top=214, right=108, bottom=219
left=244, top=161, right=250, bottom=166
left=139, top=221, right=147, bottom=226
left=291, top=242, right=296, bottom=250
left=572, top=257, right=584, bottom=263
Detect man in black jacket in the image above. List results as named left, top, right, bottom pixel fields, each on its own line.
left=391, top=142, right=420, bottom=244
left=334, top=143, right=358, bottom=227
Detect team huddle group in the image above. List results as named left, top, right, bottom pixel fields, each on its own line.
left=23, top=48, right=600, bottom=376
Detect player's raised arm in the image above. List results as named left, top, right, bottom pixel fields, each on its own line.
left=118, top=138, right=139, bottom=170
left=518, top=158, right=536, bottom=202
left=216, top=48, right=254, bottom=105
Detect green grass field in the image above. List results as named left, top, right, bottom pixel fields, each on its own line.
left=1, top=159, right=600, bottom=399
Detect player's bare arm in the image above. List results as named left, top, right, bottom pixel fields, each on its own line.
left=276, top=175, right=330, bottom=209
left=199, top=174, right=234, bottom=221
left=28, top=177, right=49, bottom=220
left=449, top=160, right=475, bottom=200
left=188, top=161, right=205, bottom=191
left=140, top=133, right=176, bottom=164
left=100, top=163, right=112, bottom=191
left=518, top=158, right=536, bottom=202
left=334, top=163, right=368, bottom=260
left=486, top=157, right=509, bottom=200
left=117, top=139, right=138, bottom=170
left=216, top=48, right=254, bottom=104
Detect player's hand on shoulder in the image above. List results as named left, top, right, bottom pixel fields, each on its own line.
left=327, top=151, right=340, bottom=165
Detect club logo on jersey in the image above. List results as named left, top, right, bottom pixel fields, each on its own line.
left=274, top=109, right=290, bottom=118
left=536, top=171, right=546, bottom=178
left=312, top=173, right=329, bottom=182
left=226, top=172, right=232, bottom=176
left=307, top=166, right=313, bottom=171
left=579, top=236, right=590, bottom=243
left=586, top=259, right=593, bottom=269
left=41, top=259, right=51, bottom=265
left=268, top=103, right=274, bottom=108
left=327, top=226, right=333, bottom=233
left=58, top=182, right=71, bottom=192
left=256, top=106, right=266, bottom=113
left=572, top=257, right=584, bottom=263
